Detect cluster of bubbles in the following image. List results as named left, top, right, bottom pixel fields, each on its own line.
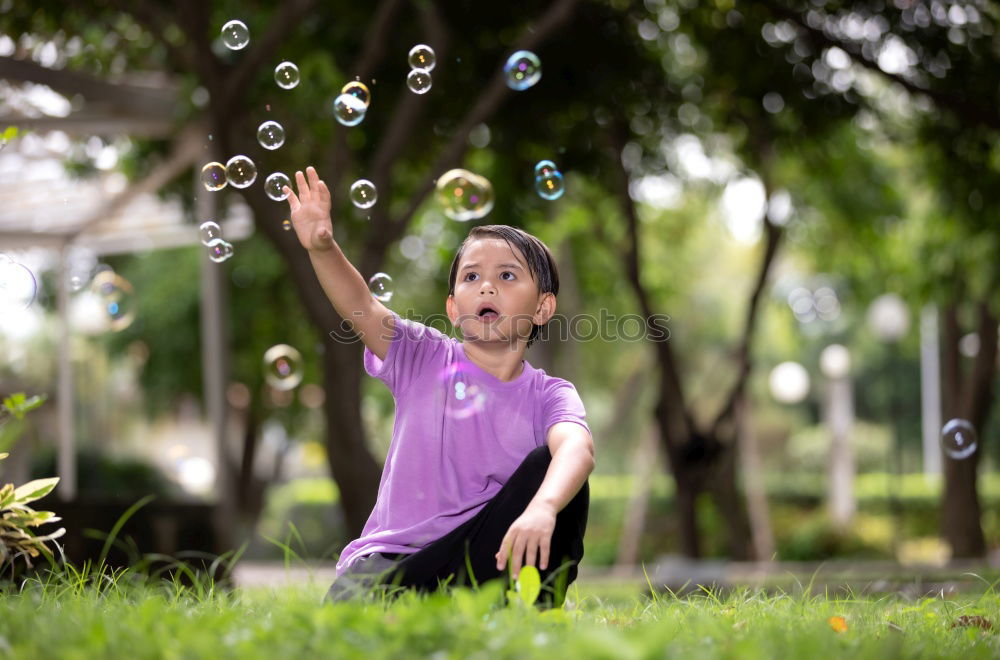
left=368, top=272, right=393, bottom=303
left=263, top=344, right=304, bottom=391
left=533, top=160, right=564, bottom=200
left=407, top=44, right=435, bottom=95
left=199, top=221, right=235, bottom=263
left=334, top=80, right=371, bottom=127
left=221, top=20, right=250, bottom=50
left=350, top=179, right=377, bottom=209
left=0, top=254, right=37, bottom=310
left=434, top=169, right=495, bottom=221
left=504, top=50, right=542, bottom=91
left=941, top=418, right=978, bottom=460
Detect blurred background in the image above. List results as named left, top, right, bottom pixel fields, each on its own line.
left=0, top=0, right=998, bottom=585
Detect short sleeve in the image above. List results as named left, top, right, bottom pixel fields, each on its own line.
left=363, top=311, right=451, bottom=396
left=541, top=378, right=591, bottom=439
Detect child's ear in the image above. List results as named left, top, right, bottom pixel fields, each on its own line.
left=533, top=292, right=556, bottom=325
left=446, top=294, right=457, bottom=324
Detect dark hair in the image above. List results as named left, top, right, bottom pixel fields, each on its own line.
left=447, top=224, right=560, bottom=348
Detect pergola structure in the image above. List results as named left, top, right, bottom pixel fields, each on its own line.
left=1, top=54, right=253, bottom=548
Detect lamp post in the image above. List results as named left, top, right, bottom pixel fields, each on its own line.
left=866, top=293, right=910, bottom=560
left=820, top=344, right=855, bottom=529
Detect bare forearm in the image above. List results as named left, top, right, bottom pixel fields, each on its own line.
left=529, top=439, right=595, bottom=515
left=308, top=243, right=379, bottom=331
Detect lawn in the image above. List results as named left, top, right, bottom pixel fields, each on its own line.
left=1, top=559, right=998, bottom=659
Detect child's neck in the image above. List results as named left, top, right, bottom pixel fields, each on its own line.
left=461, top=339, right=526, bottom=382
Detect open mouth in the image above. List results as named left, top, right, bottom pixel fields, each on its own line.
left=477, top=306, right=500, bottom=322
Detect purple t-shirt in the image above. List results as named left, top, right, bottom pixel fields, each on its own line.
left=335, top=312, right=591, bottom=575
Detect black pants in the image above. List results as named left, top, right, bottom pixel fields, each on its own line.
left=325, top=445, right=589, bottom=607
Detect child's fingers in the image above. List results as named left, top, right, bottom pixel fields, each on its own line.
left=524, top=540, right=537, bottom=573
left=539, top=538, right=550, bottom=571
left=317, top=180, right=331, bottom=206
left=295, top=170, right=311, bottom=202
left=306, top=166, right=321, bottom=192
left=496, top=537, right=511, bottom=571
left=284, top=186, right=300, bottom=212
left=510, top=535, right=527, bottom=579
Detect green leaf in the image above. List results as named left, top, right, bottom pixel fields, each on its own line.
left=0, top=126, right=17, bottom=142
left=0, top=452, right=8, bottom=461
left=516, top=565, right=541, bottom=606
left=12, top=478, right=60, bottom=505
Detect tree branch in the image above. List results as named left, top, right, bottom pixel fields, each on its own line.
left=761, top=0, right=1000, bottom=131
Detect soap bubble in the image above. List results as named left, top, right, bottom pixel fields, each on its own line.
left=282, top=219, right=292, bottom=231
left=535, top=170, right=565, bottom=200
left=265, top=172, right=291, bottom=201
left=257, top=121, right=285, bottom=150
left=534, top=160, right=558, bottom=177
left=350, top=179, right=377, bottom=209
left=206, top=238, right=234, bottom=264
left=341, top=81, right=371, bottom=108
left=408, top=44, right=436, bottom=71
left=221, top=20, right=249, bottom=50
left=406, top=68, right=432, bottom=94
left=201, top=162, right=227, bottom=191
left=941, top=418, right=978, bottom=460
left=333, top=93, right=367, bottom=126
left=199, top=221, right=222, bottom=245
left=0, top=260, right=37, bottom=310
left=274, top=61, right=300, bottom=89
left=504, top=50, right=542, bottom=91
left=435, top=169, right=495, bottom=221
left=226, top=155, right=257, bottom=188
left=368, top=272, right=393, bottom=303
left=91, top=270, right=135, bottom=332
left=263, top=344, right=304, bottom=391
left=65, top=246, right=97, bottom=292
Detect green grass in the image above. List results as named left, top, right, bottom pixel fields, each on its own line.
left=1, top=558, right=999, bottom=658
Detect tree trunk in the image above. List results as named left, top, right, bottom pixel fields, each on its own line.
left=939, top=301, right=996, bottom=558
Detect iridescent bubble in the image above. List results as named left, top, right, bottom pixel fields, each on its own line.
left=263, top=344, right=304, bottom=391
left=201, top=162, right=227, bottom=191
left=534, top=160, right=558, bottom=177
left=406, top=68, right=432, bottom=95
left=368, top=272, right=393, bottom=303
left=333, top=93, right=367, bottom=126
left=91, top=270, right=135, bottom=332
left=226, top=155, right=257, bottom=188
left=206, top=238, right=235, bottom=264
left=408, top=44, right=436, bottom=71
left=535, top=170, right=565, bottom=200
left=199, top=221, right=222, bottom=246
left=0, top=260, right=37, bottom=310
left=941, top=418, right=978, bottom=460
left=282, top=219, right=292, bottom=231
left=504, top=50, right=542, bottom=91
left=341, top=81, right=371, bottom=108
left=350, top=179, right=377, bottom=209
left=265, top=172, right=291, bottom=201
left=257, top=121, right=285, bottom=150
left=221, top=20, right=250, bottom=50
left=435, top=169, right=495, bottom=221
left=274, top=61, right=300, bottom=89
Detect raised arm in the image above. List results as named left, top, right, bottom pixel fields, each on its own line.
left=284, top=166, right=394, bottom=360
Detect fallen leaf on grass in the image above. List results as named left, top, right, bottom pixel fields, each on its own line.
left=951, top=615, right=993, bottom=631
left=828, top=616, right=848, bottom=633
left=887, top=621, right=903, bottom=634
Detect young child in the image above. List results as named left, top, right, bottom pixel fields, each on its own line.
left=284, top=167, right=594, bottom=606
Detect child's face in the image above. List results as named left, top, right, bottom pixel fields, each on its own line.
left=446, top=238, right=554, bottom=346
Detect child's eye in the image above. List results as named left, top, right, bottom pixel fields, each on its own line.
left=500, top=271, right=515, bottom=281
left=464, top=272, right=478, bottom=281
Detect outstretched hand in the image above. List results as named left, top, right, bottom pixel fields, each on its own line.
left=284, top=166, right=334, bottom=252
left=495, top=502, right=557, bottom=579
